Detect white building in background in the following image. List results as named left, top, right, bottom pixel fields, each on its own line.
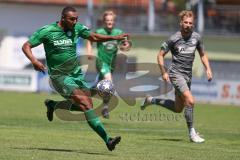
left=0, top=2, right=88, bottom=69
left=0, top=2, right=88, bottom=36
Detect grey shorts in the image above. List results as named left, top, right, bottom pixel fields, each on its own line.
left=169, top=74, right=191, bottom=95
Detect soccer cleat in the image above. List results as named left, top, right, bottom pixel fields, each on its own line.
left=189, top=130, right=205, bottom=143
left=106, top=136, right=121, bottom=151
left=44, top=99, right=56, bottom=122
left=140, top=95, right=152, bottom=110
left=102, top=107, right=109, bottom=119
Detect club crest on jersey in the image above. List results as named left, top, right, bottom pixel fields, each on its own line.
left=67, top=31, right=72, bottom=37
left=103, top=41, right=118, bottom=53
left=191, top=39, right=197, bottom=45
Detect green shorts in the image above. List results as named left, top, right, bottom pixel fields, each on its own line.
left=96, top=61, right=114, bottom=80
left=51, top=72, right=91, bottom=99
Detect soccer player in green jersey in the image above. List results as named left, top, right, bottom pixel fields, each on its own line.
left=22, top=6, right=128, bottom=151
left=86, top=10, right=130, bottom=118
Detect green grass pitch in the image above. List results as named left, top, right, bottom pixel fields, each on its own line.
left=0, top=91, right=240, bottom=160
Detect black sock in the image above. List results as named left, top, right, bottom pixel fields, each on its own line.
left=151, top=98, right=175, bottom=112
left=102, top=94, right=111, bottom=109
left=53, top=100, right=83, bottom=112
left=70, top=103, right=83, bottom=112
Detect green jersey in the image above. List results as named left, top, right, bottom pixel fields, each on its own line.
left=28, top=22, right=90, bottom=76
left=96, top=28, right=123, bottom=64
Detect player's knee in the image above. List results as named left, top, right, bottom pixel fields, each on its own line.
left=186, top=98, right=195, bottom=107
left=73, top=95, right=93, bottom=111
left=81, top=97, right=93, bottom=109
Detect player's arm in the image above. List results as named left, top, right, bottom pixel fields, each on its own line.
left=157, top=50, right=170, bottom=82
left=86, top=40, right=95, bottom=60
left=22, top=42, right=46, bottom=73
left=158, top=41, right=170, bottom=82
left=87, top=32, right=129, bottom=42
left=197, top=36, right=213, bottom=81
left=198, top=49, right=213, bottom=81
left=22, top=27, right=47, bottom=73
left=78, top=23, right=129, bottom=43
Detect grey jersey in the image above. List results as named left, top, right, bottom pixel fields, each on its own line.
left=161, top=31, right=204, bottom=78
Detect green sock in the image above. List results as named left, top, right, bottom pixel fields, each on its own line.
left=85, top=109, right=110, bottom=143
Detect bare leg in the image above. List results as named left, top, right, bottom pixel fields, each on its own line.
left=174, top=93, right=185, bottom=113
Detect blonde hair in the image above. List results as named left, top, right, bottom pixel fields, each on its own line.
left=179, top=10, right=194, bottom=21
left=102, top=10, right=116, bottom=21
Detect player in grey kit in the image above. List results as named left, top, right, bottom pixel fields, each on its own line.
left=141, top=10, right=213, bottom=143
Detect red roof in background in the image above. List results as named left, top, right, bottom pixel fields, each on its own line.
left=216, top=0, right=240, bottom=5
left=0, top=0, right=163, bottom=7
left=0, top=0, right=88, bottom=5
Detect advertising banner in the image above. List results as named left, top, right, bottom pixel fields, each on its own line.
left=0, top=69, right=38, bottom=92
left=192, top=79, right=240, bottom=105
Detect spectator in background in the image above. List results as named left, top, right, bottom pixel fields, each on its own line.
left=166, top=0, right=177, bottom=31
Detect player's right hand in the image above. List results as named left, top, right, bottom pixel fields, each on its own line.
left=162, top=72, right=170, bottom=82
left=32, top=59, right=47, bottom=73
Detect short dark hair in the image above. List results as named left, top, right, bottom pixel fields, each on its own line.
left=61, top=6, right=77, bottom=17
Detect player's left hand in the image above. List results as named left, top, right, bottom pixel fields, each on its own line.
left=115, top=33, right=130, bottom=40
left=206, top=70, right=213, bottom=82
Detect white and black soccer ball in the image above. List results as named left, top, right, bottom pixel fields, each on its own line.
left=96, top=79, right=115, bottom=97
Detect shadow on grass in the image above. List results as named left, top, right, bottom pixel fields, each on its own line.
left=12, top=147, right=115, bottom=156
left=144, top=138, right=184, bottom=142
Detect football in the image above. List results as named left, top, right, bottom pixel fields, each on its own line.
left=96, top=79, right=116, bottom=97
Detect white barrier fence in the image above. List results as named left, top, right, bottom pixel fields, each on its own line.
left=192, top=79, right=240, bottom=105
left=0, top=69, right=38, bottom=92
left=0, top=69, right=239, bottom=105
